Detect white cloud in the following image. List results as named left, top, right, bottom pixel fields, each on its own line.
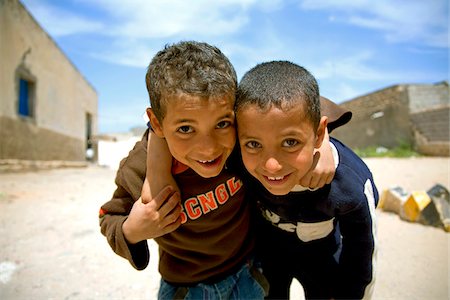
left=21, top=0, right=104, bottom=36
left=311, top=51, right=389, bottom=81
left=299, top=0, right=448, bottom=48
left=86, top=0, right=259, bottom=38
left=91, top=39, right=162, bottom=67
left=310, top=50, right=436, bottom=84
left=326, top=82, right=363, bottom=102
left=23, top=0, right=279, bottom=39
left=22, top=0, right=285, bottom=67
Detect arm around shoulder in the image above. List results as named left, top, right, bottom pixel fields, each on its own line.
left=333, top=170, right=378, bottom=299
left=99, top=136, right=151, bottom=270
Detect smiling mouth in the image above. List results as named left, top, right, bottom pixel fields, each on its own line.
left=199, top=159, right=215, bottom=163
left=197, top=156, right=222, bottom=167
left=263, top=174, right=290, bottom=184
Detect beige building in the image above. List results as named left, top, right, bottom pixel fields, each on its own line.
left=332, top=81, right=449, bottom=156
left=0, top=0, right=98, bottom=162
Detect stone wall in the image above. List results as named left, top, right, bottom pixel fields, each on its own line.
left=331, top=85, right=412, bottom=150
left=0, top=116, right=86, bottom=161
left=410, top=107, right=450, bottom=156
left=408, top=82, right=449, bottom=113
left=331, top=82, right=449, bottom=156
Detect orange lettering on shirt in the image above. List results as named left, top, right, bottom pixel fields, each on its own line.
left=180, top=177, right=243, bottom=223
left=180, top=208, right=187, bottom=224
left=227, top=177, right=243, bottom=196
left=215, top=183, right=229, bottom=205
left=198, top=191, right=219, bottom=214
left=185, top=198, right=202, bottom=220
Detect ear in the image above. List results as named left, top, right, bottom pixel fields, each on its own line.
left=146, top=108, right=165, bottom=138
left=314, top=116, right=328, bottom=149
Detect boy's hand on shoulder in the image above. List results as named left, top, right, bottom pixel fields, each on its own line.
left=299, top=127, right=335, bottom=189
left=122, top=179, right=182, bottom=244
left=299, top=147, right=335, bottom=189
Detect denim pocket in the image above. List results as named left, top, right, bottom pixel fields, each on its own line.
left=249, top=263, right=270, bottom=297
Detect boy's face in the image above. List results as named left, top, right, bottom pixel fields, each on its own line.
left=237, top=103, right=326, bottom=195
left=149, top=93, right=236, bottom=178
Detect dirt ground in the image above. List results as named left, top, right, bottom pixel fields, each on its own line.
left=0, top=157, right=449, bottom=300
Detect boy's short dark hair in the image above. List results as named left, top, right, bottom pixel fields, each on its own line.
left=236, top=61, right=321, bottom=129
left=146, top=41, right=237, bottom=122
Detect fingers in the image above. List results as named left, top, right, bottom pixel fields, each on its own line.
left=299, top=151, right=335, bottom=189
left=161, top=207, right=182, bottom=233
left=151, top=185, right=177, bottom=210
left=325, top=172, right=334, bottom=185
left=299, top=151, right=320, bottom=187
left=145, top=185, right=181, bottom=229
left=311, top=150, right=320, bottom=170
left=153, top=195, right=182, bottom=235
left=141, top=178, right=151, bottom=204
left=309, top=174, right=321, bottom=189
left=158, top=191, right=181, bottom=221
left=298, top=173, right=311, bottom=187
left=160, top=216, right=182, bottom=235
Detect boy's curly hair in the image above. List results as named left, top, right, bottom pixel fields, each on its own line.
left=146, top=41, right=237, bottom=122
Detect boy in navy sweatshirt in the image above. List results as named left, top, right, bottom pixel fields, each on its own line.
left=235, top=61, right=379, bottom=299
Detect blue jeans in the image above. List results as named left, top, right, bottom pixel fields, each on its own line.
left=158, top=261, right=267, bottom=300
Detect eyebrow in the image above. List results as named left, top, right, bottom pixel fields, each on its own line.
left=238, top=132, right=258, bottom=140
left=220, top=112, right=235, bottom=120
left=173, top=118, right=195, bottom=124
left=173, top=112, right=234, bottom=125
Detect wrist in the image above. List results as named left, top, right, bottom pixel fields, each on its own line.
left=122, top=219, right=140, bottom=245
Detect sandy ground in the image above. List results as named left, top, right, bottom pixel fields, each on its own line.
left=0, top=157, right=449, bottom=300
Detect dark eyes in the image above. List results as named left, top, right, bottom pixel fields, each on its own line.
left=245, top=139, right=299, bottom=150
left=177, top=126, right=193, bottom=134
left=177, top=120, right=232, bottom=134
left=217, top=120, right=232, bottom=129
left=282, top=139, right=298, bottom=147
left=245, top=141, right=261, bottom=149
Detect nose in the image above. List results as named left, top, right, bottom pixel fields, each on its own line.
left=264, top=156, right=282, bottom=173
left=196, top=133, right=219, bottom=156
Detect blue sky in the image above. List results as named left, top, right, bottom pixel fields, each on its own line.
left=21, top=0, right=448, bottom=134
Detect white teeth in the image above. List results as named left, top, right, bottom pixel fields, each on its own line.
left=199, top=159, right=215, bottom=163
left=268, top=176, right=284, bottom=181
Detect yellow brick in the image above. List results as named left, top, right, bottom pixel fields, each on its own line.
left=402, top=191, right=431, bottom=222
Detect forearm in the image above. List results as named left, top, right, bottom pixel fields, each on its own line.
left=146, top=132, right=179, bottom=200
left=99, top=197, right=150, bottom=270
left=299, top=127, right=335, bottom=188
left=99, top=140, right=151, bottom=270
left=337, top=214, right=377, bottom=299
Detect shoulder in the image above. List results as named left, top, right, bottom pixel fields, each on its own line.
left=118, top=138, right=147, bottom=177
left=114, top=133, right=148, bottom=200
left=331, top=138, right=373, bottom=181
left=329, top=138, right=378, bottom=212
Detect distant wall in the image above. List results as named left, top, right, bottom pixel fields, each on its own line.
left=408, top=82, right=449, bottom=113
left=0, top=0, right=98, bottom=161
left=0, top=116, right=85, bottom=160
left=407, top=83, right=449, bottom=156
left=331, top=82, right=449, bottom=156
left=331, top=85, right=412, bottom=149
left=410, top=107, right=450, bottom=156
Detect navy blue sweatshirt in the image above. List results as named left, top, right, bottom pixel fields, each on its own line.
left=248, top=138, right=379, bottom=299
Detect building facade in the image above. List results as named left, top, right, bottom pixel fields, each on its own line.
left=331, top=81, right=449, bottom=156
left=0, top=0, right=98, bottom=161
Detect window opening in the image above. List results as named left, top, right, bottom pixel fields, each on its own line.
left=86, top=113, right=94, bottom=160
left=18, top=78, right=34, bottom=117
